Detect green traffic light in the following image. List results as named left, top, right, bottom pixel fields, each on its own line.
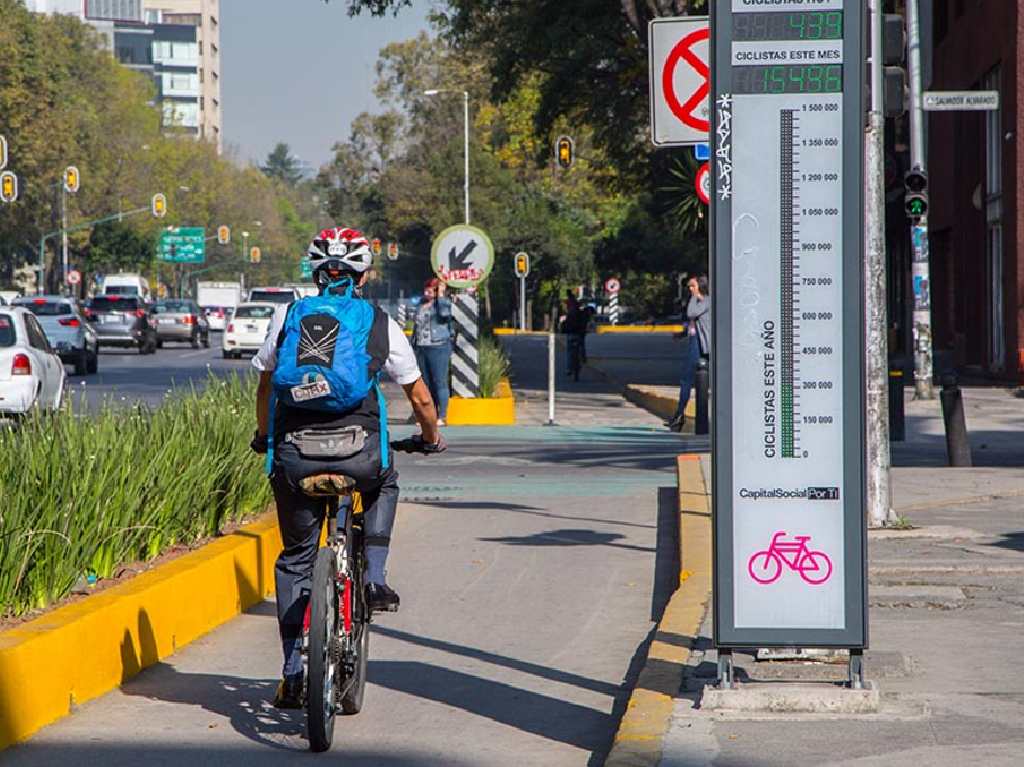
left=907, top=197, right=926, bottom=216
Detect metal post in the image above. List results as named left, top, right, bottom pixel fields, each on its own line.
left=519, top=276, right=526, bottom=332
left=865, top=0, right=896, bottom=528
left=37, top=234, right=46, bottom=294
left=547, top=331, right=556, bottom=426
left=907, top=0, right=935, bottom=400
left=61, top=186, right=69, bottom=295
left=463, top=91, right=471, bottom=225
left=940, top=376, right=972, bottom=466
left=695, top=362, right=710, bottom=435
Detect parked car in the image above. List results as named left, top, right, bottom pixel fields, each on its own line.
left=152, top=299, right=210, bottom=349
left=247, top=287, right=299, bottom=305
left=12, top=296, right=99, bottom=376
left=0, top=307, right=66, bottom=416
left=85, top=295, right=157, bottom=354
left=223, top=302, right=277, bottom=359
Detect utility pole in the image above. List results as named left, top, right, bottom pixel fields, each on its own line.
left=907, top=0, right=934, bottom=399
left=865, top=0, right=895, bottom=527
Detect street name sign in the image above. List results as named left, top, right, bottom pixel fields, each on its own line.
left=922, top=90, right=999, bottom=111
left=711, top=0, right=866, bottom=650
left=430, top=224, right=495, bottom=289
left=158, top=227, right=206, bottom=264
left=649, top=16, right=710, bottom=146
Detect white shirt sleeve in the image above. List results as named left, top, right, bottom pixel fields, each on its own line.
left=251, top=305, right=289, bottom=373
left=384, top=317, right=421, bottom=385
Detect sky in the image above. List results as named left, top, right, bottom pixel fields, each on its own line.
left=220, top=0, right=433, bottom=172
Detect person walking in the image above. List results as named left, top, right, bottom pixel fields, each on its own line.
left=668, top=275, right=710, bottom=432
left=561, top=291, right=587, bottom=381
left=412, top=278, right=453, bottom=426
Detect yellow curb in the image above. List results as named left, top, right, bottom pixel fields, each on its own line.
left=446, top=377, right=516, bottom=425
left=492, top=328, right=547, bottom=336
left=596, top=325, right=684, bottom=334
left=604, top=453, right=712, bottom=767
left=622, top=384, right=695, bottom=424
left=0, top=511, right=283, bottom=750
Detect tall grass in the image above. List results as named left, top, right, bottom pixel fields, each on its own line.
left=0, top=374, right=270, bottom=619
left=478, top=335, right=511, bottom=398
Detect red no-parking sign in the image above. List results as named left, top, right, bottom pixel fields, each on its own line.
left=649, top=16, right=709, bottom=146
left=695, top=162, right=711, bottom=205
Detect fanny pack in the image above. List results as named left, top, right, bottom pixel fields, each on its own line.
left=285, top=426, right=366, bottom=459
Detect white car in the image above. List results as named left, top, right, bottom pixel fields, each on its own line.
left=222, top=303, right=277, bottom=359
left=0, top=307, right=67, bottom=416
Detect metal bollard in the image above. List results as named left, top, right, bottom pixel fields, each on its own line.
left=888, top=368, right=905, bottom=441
left=939, top=375, right=972, bottom=467
left=695, top=361, right=710, bottom=435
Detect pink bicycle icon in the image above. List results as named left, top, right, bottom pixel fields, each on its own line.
left=747, top=531, right=833, bottom=585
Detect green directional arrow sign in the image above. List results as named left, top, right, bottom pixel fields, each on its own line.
left=158, top=227, right=206, bottom=263
left=300, top=256, right=312, bottom=280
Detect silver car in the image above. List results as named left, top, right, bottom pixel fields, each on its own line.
left=152, top=299, right=210, bottom=349
left=85, top=295, right=158, bottom=354
left=12, top=296, right=99, bottom=375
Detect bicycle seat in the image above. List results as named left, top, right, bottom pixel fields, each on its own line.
left=299, top=473, right=357, bottom=498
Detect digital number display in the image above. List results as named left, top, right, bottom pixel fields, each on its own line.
left=732, top=64, right=843, bottom=95
left=733, top=11, right=843, bottom=42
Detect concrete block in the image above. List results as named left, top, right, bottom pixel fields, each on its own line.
left=701, top=681, right=880, bottom=714
left=756, top=647, right=848, bottom=662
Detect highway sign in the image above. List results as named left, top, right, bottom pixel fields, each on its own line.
left=67, top=269, right=81, bottom=286
left=711, top=0, right=866, bottom=651
left=693, top=142, right=710, bottom=161
left=430, top=224, right=495, bottom=289
left=649, top=16, right=710, bottom=146
left=300, top=256, right=312, bottom=280
left=0, top=171, right=16, bottom=203
left=514, top=252, right=530, bottom=278
left=695, top=162, right=710, bottom=205
left=158, top=227, right=205, bottom=264
left=604, top=277, right=620, bottom=294
left=923, top=90, right=999, bottom=111
left=0, top=135, right=7, bottom=171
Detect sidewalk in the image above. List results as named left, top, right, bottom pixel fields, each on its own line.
left=647, top=389, right=1024, bottom=766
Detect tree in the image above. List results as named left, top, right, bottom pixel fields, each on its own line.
left=261, top=143, right=303, bottom=186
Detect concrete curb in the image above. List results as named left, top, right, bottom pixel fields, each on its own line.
left=446, top=377, right=516, bottom=425
left=0, top=511, right=282, bottom=750
left=604, top=454, right=712, bottom=767
left=623, top=384, right=695, bottom=425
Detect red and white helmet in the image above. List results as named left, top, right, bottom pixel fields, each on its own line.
left=307, top=227, right=373, bottom=275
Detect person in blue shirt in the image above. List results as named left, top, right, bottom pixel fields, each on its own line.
left=411, top=278, right=453, bottom=425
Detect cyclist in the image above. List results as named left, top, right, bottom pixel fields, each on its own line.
left=250, top=226, right=446, bottom=709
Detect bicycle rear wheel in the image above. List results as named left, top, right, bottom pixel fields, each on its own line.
left=340, top=618, right=369, bottom=714
left=307, top=547, right=338, bottom=752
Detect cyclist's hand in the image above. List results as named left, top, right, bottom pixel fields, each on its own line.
left=250, top=431, right=268, bottom=454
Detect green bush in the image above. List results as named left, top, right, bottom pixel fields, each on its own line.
left=0, top=375, right=270, bottom=619
left=478, top=335, right=511, bottom=398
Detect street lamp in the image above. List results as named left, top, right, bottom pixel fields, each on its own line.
left=423, top=88, right=470, bottom=225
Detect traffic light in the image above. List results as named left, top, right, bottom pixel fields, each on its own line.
left=555, top=135, right=574, bottom=170
left=0, top=171, right=17, bottom=203
left=371, top=238, right=382, bottom=257
left=152, top=193, right=167, bottom=218
left=387, top=242, right=399, bottom=261
left=250, top=246, right=262, bottom=264
left=904, top=167, right=928, bottom=221
left=217, top=225, right=231, bottom=245
left=514, top=252, right=530, bottom=278
left=63, top=166, right=80, bottom=194
left=882, top=14, right=907, bottom=118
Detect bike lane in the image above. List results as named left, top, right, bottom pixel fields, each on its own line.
left=3, top=398, right=699, bottom=765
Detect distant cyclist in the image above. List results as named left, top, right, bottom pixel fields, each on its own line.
left=250, top=226, right=446, bottom=709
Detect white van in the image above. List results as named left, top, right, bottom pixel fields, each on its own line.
left=101, top=274, right=151, bottom=301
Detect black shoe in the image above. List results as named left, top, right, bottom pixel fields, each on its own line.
left=273, top=675, right=304, bottom=709
left=365, top=582, right=400, bottom=613
left=668, top=415, right=685, bottom=433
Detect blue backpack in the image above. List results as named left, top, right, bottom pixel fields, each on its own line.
left=266, top=283, right=389, bottom=473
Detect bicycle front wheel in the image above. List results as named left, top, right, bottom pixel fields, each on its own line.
left=307, top=547, right=338, bottom=752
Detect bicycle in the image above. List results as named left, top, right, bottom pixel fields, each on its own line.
left=747, top=531, right=833, bottom=586
left=302, top=436, right=445, bottom=753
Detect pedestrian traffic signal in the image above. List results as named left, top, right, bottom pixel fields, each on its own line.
left=217, top=225, right=231, bottom=245
left=555, top=135, right=574, bottom=169
left=152, top=193, right=167, bottom=218
left=250, top=246, right=261, bottom=264
left=904, top=167, right=928, bottom=221
left=0, top=171, right=17, bottom=203
left=882, top=14, right=907, bottom=118
left=63, top=166, right=80, bottom=194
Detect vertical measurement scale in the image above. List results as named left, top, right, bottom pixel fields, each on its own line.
left=712, top=0, right=866, bottom=649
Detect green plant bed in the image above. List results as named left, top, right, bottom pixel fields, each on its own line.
left=478, top=334, right=511, bottom=398
left=0, top=375, right=270, bottom=619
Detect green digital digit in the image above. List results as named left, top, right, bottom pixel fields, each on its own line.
left=824, top=65, right=842, bottom=92
left=769, top=67, right=787, bottom=93
left=789, top=13, right=805, bottom=39
left=806, top=12, right=824, bottom=40
left=806, top=65, right=824, bottom=93
left=824, top=11, right=843, bottom=39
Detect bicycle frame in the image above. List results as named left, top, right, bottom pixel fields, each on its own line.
left=765, top=532, right=812, bottom=568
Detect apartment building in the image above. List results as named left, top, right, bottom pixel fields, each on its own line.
left=142, top=1, right=222, bottom=152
